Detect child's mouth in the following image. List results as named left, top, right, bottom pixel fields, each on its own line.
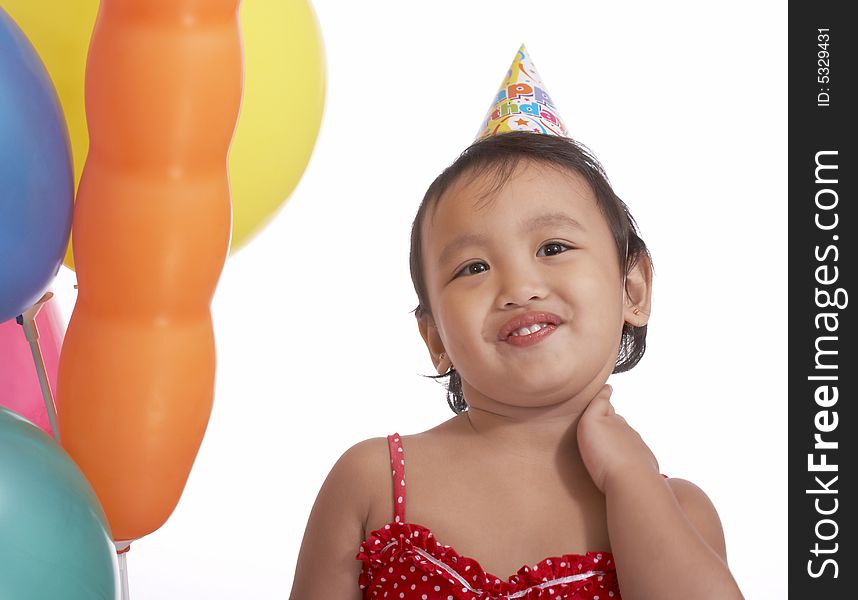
left=497, top=311, right=562, bottom=347
left=504, top=323, right=558, bottom=347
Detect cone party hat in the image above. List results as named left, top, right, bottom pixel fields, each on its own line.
left=476, top=44, right=568, bottom=141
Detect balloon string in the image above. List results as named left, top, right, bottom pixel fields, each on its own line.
left=16, top=293, right=60, bottom=442
left=117, top=548, right=131, bottom=600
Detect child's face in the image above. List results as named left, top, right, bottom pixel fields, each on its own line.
left=419, top=161, right=634, bottom=409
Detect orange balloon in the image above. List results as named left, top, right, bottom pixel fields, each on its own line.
left=57, top=0, right=242, bottom=542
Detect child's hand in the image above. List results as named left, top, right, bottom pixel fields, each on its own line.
left=578, top=385, right=660, bottom=494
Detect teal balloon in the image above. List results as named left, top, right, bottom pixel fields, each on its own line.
left=0, top=407, right=117, bottom=599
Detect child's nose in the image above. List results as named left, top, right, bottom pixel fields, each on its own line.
left=496, top=270, right=548, bottom=309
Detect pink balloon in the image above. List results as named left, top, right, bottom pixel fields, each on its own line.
left=0, top=295, right=64, bottom=436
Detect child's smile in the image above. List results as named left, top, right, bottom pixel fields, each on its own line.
left=497, top=310, right=561, bottom=347
left=420, top=161, right=629, bottom=409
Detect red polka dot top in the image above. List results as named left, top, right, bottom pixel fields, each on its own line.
left=356, top=433, right=622, bottom=599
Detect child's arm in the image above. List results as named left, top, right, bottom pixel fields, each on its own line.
left=289, top=438, right=384, bottom=600
left=578, top=386, right=744, bottom=600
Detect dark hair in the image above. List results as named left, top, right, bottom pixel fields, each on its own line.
left=409, top=131, right=653, bottom=414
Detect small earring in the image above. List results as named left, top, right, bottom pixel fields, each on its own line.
left=632, top=307, right=640, bottom=315
left=438, top=352, right=446, bottom=362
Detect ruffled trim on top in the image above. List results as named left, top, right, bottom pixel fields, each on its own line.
left=356, top=520, right=619, bottom=599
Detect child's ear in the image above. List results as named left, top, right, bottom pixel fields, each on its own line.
left=623, top=253, right=653, bottom=327
left=417, top=314, right=452, bottom=374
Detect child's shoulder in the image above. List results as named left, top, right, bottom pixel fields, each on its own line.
left=336, top=420, right=460, bottom=474
left=330, top=429, right=442, bottom=484
left=331, top=435, right=393, bottom=497
left=330, top=425, right=458, bottom=529
left=304, top=436, right=392, bottom=548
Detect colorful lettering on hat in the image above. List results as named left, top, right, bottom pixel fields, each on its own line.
left=476, top=44, right=568, bottom=141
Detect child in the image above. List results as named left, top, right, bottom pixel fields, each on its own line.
left=289, top=47, right=744, bottom=600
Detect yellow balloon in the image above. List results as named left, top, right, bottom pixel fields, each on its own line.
left=231, top=0, right=326, bottom=253
left=2, top=0, right=326, bottom=268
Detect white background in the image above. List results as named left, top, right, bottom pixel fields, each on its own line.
left=50, top=1, right=787, bottom=597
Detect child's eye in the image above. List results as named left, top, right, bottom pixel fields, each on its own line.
left=537, top=242, right=571, bottom=257
left=454, top=262, right=490, bottom=278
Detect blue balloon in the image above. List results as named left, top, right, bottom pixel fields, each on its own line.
left=0, top=9, right=73, bottom=323
left=0, top=406, right=118, bottom=598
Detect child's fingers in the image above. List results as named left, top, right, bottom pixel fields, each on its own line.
left=584, top=384, right=614, bottom=417
left=605, top=399, right=616, bottom=417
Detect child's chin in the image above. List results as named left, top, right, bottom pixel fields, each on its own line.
left=493, top=383, right=586, bottom=408
left=525, top=376, right=606, bottom=403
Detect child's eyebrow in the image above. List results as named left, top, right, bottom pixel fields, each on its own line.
left=439, top=233, right=488, bottom=266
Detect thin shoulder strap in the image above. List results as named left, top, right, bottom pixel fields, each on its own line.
left=386, top=433, right=406, bottom=523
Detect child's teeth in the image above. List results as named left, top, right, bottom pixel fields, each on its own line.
left=511, top=323, right=546, bottom=337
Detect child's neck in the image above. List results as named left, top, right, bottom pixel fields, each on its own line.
left=457, top=382, right=603, bottom=474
